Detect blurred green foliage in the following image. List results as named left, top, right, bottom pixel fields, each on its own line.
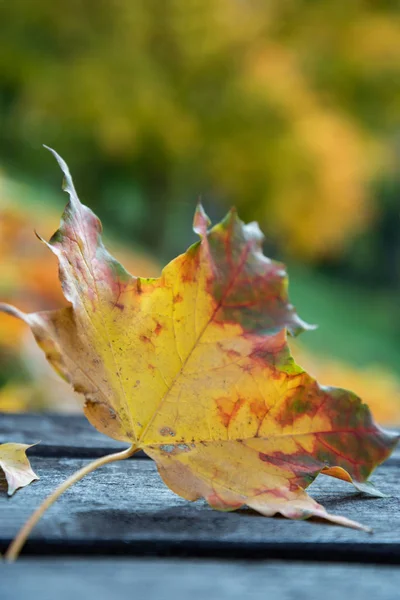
left=289, top=264, right=400, bottom=371
left=1, top=0, right=400, bottom=270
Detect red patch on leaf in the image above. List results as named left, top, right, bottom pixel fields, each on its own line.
left=207, top=490, right=242, bottom=509
left=216, top=397, right=245, bottom=428
left=250, top=398, right=268, bottom=429
left=226, top=348, right=241, bottom=359
left=179, top=249, right=200, bottom=284
left=154, top=322, right=163, bottom=335
left=181, top=272, right=196, bottom=284
left=258, top=452, right=276, bottom=465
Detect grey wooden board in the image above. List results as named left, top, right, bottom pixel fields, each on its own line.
left=1, top=456, right=399, bottom=561
left=0, top=413, right=128, bottom=457
left=2, top=559, right=400, bottom=600
left=1, top=413, right=399, bottom=461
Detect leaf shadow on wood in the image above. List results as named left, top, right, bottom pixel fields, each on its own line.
left=0, top=473, right=8, bottom=495
left=73, top=506, right=243, bottom=538
left=319, top=493, right=386, bottom=508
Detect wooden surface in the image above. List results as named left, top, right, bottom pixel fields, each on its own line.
left=3, top=559, right=400, bottom=600
left=1, top=413, right=399, bottom=599
left=0, top=413, right=128, bottom=456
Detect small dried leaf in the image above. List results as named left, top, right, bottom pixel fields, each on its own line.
left=0, top=443, right=39, bottom=496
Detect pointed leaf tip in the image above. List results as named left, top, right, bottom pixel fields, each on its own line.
left=0, top=303, right=27, bottom=323
left=43, top=145, right=77, bottom=199
left=193, top=203, right=211, bottom=237
left=288, top=317, right=318, bottom=338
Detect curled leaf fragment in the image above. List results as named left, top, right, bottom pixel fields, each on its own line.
left=0, top=443, right=39, bottom=496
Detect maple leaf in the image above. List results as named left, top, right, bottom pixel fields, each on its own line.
left=1, top=148, right=398, bottom=540
left=0, top=443, right=39, bottom=496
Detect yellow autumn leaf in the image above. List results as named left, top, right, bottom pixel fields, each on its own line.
left=1, top=149, right=397, bottom=533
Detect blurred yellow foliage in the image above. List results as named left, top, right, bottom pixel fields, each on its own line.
left=1, top=1, right=399, bottom=258
left=0, top=339, right=83, bottom=413
left=0, top=207, right=62, bottom=348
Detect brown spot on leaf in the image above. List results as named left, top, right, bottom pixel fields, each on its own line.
left=173, top=293, right=183, bottom=304
left=74, top=383, right=86, bottom=394
left=154, top=322, right=163, bottom=335
left=114, top=302, right=124, bottom=311
left=140, top=334, right=151, bottom=343
left=160, top=426, right=176, bottom=437
left=227, top=348, right=241, bottom=359
left=84, top=400, right=133, bottom=443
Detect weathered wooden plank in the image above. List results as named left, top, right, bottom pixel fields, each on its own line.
left=1, top=413, right=399, bottom=462
left=2, top=559, right=400, bottom=600
left=1, top=456, right=399, bottom=561
left=0, top=413, right=127, bottom=457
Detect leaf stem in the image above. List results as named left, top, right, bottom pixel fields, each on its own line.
left=5, top=444, right=138, bottom=562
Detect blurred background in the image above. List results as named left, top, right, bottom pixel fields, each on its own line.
left=0, top=0, right=400, bottom=424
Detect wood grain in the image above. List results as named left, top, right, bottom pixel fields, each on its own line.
left=0, top=413, right=127, bottom=457
left=1, top=454, right=399, bottom=562
left=1, top=413, right=399, bottom=598
left=2, top=559, right=400, bottom=600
